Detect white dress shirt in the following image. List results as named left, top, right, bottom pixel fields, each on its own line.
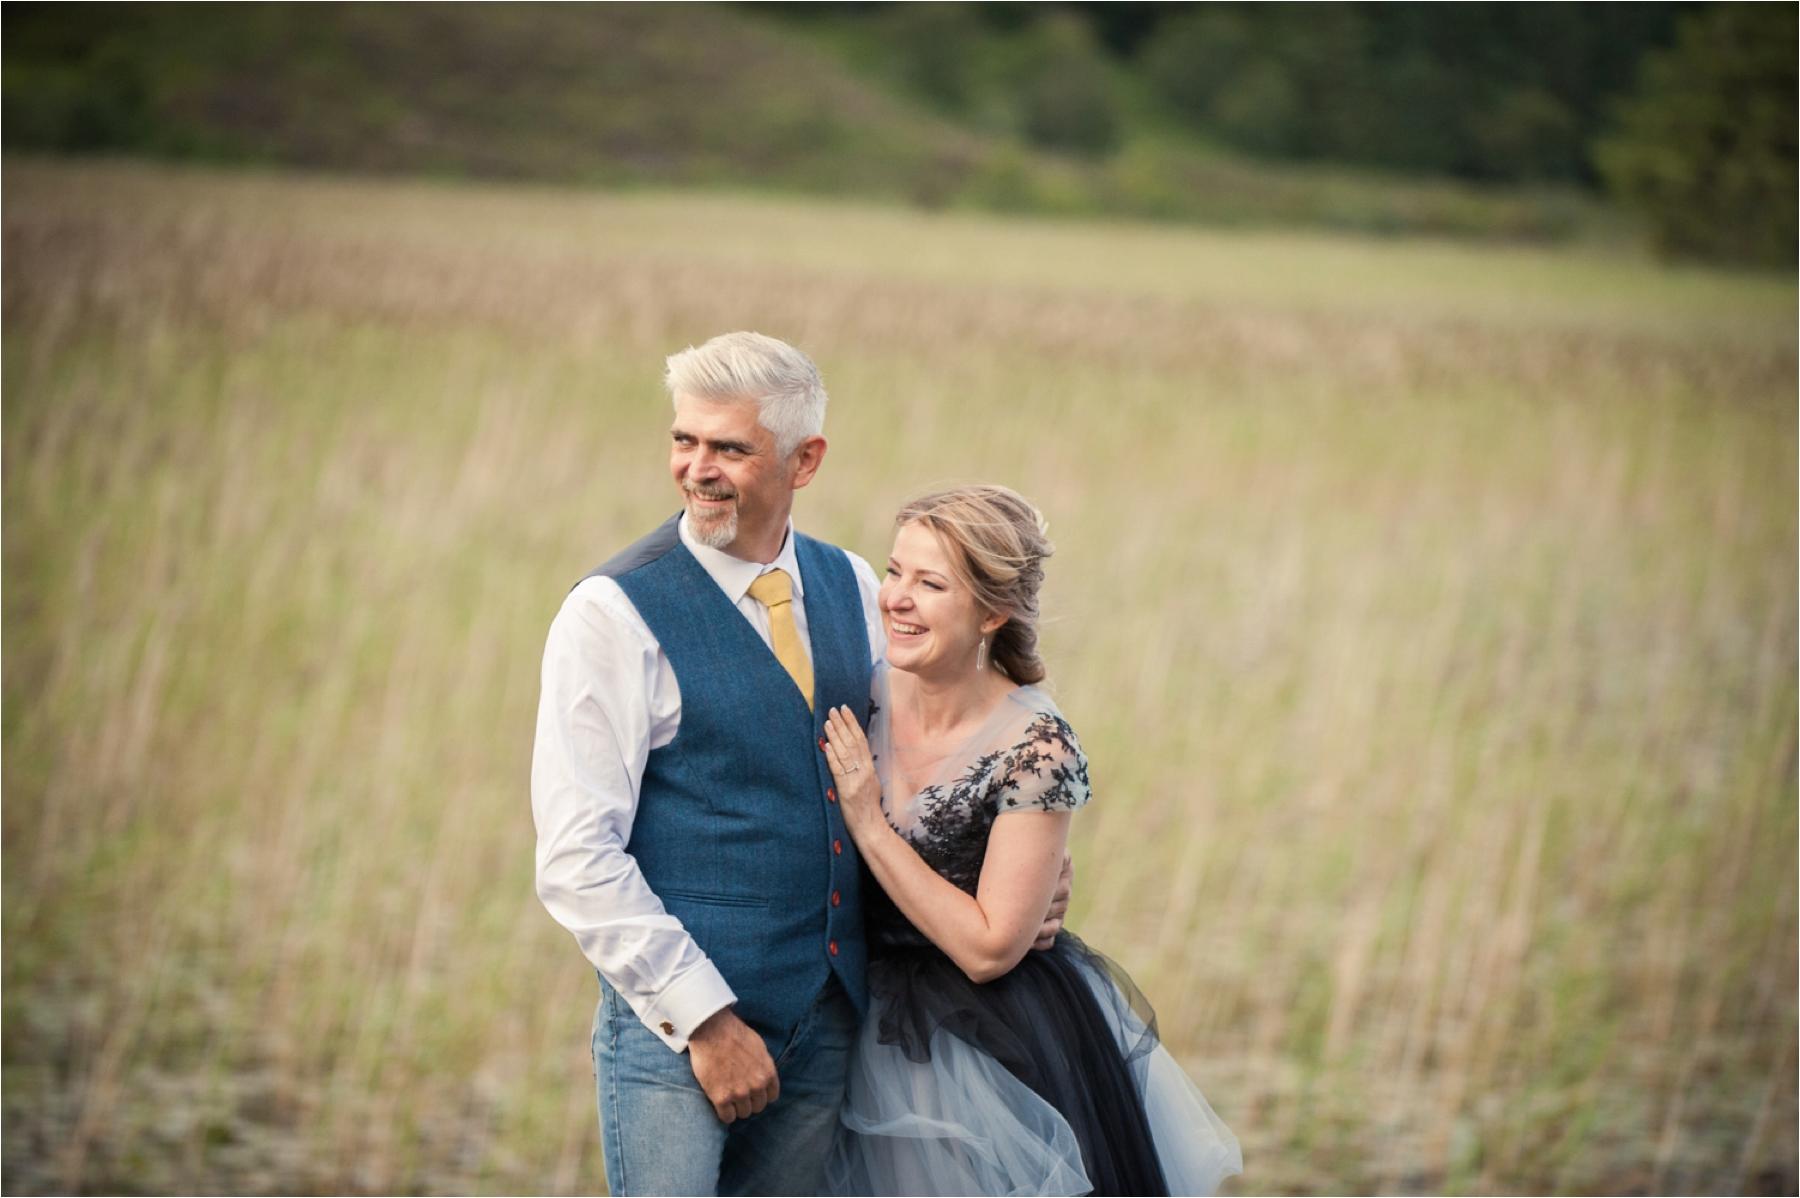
left=532, top=514, right=885, bottom=1052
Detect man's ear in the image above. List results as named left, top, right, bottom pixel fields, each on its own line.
left=788, top=435, right=828, bottom=490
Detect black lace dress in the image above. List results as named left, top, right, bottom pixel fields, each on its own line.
left=824, top=666, right=1242, bottom=1196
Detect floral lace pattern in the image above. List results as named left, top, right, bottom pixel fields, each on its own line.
left=868, top=693, right=1090, bottom=949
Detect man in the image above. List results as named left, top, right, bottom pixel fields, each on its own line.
left=532, top=331, right=1068, bottom=1195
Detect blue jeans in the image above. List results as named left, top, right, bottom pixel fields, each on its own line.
left=593, top=975, right=858, bottom=1196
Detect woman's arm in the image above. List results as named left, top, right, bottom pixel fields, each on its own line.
left=824, top=706, right=1071, bottom=983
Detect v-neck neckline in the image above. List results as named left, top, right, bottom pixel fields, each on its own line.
left=880, top=667, right=1031, bottom=804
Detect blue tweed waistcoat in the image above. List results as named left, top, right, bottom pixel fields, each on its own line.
left=585, top=514, right=872, bottom=1055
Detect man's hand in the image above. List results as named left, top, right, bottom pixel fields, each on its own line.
left=1033, top=851, right=1074, bottom=951
left=687, top=1007, right=779, bottom=1123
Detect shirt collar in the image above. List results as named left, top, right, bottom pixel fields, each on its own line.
left=678, top=513, right=804, bottom=606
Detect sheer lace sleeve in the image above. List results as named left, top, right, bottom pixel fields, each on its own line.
left=995, top=711, right=1091, bottom=814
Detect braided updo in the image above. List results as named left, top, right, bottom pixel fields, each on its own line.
left=894, top=484, right=1054, bottom=685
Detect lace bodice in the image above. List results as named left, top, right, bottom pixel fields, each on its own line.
left=865, top=663, right=1090, bottom=949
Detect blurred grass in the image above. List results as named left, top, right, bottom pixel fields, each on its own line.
left=3, top=158, right=1795, bottom=1195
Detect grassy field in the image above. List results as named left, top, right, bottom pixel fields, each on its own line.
left=3, top=158, right=1794, bottom=1195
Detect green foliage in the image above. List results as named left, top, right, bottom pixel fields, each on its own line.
left=1, top=6, right=158, bottom=151
left=836, top=5, right=1122, bottom=157
left=0, top=3, right=964, bottom=192
left=1006, top=12, right=1122, bottom=156
left=868, top=3, right=985, bottom=116
left=1596, top=4, right=1798, bottom=269
left=0, top=2, right=1656, bottom=249
left=1471, top=87, right=1583, bottom=181
left=1135, top=3, right=1682, bottom=183
left=1138, top=7, right=1252, bottom=128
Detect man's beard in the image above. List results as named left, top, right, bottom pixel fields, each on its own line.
left=685, top=487, right=739, bottom=549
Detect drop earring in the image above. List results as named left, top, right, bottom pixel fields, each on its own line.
left=976, top=636, right=989, bottom=672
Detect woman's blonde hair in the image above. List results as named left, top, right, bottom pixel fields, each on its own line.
left=895, top=484, right=1054, bottom=685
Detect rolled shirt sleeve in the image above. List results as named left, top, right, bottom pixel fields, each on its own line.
left=530, top=577, right=736, bottom=1052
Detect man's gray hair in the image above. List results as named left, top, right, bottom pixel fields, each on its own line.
left=664, top=331, right=827, bottom=458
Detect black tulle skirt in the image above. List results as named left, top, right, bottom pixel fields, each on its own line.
left=824, top=933, right=1241, bottom=1197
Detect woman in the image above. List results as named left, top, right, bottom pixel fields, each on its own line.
left=821, top=485, right=1242, bottom=1196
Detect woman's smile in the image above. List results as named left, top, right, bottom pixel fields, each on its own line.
left=880, top=521, right=991, bottom=674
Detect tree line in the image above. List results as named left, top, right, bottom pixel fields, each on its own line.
left=781, top=1, right=1795, bottom=267
left=6, top=2, right=1793, bottom=267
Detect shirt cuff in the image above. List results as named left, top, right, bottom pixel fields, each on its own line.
left=638, top=962, right=738, bottom=1053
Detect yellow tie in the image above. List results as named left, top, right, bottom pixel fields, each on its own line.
left=747, top=568, right=814, bottom=709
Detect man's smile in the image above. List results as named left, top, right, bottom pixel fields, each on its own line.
left=685, top=484, right=738, bottom=508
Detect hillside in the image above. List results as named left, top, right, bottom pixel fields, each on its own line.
left=3, top=4, right=976, bottom=192
left=2, top=2, right=1610, bottom=241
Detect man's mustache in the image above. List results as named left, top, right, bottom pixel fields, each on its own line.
left=684, top=483, right=738, bottom=501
